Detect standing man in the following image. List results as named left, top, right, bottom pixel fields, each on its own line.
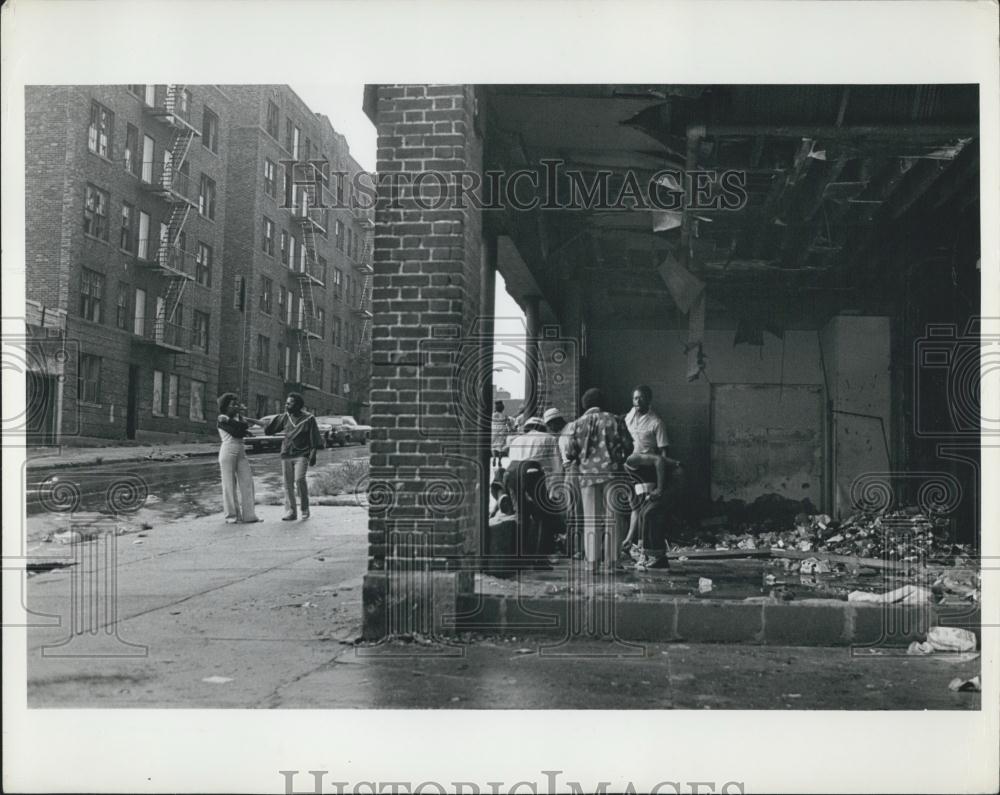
left=623, top=384, right=680, bottom=568
left=564, top=388, right=630, bottom=573
left=265, top=392, right=325, bottom=521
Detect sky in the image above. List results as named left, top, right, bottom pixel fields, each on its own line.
left=290, top=84, right=528, bottom=400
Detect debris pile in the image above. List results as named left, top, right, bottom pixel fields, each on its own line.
left=690, top=506, right=972, bottom=563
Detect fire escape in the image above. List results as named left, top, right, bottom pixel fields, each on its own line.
left=352, top=230, right=374, bottom=355
left=134, top=84, right=199, bottom=355
left=290, top=165, right=325, bottom=389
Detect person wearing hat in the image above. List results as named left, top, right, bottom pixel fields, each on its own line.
left=216, top=392, right=266, bottom=524
left=508, top=415, right=563, bottom=482
left=543, top=407, right=578, bottom=556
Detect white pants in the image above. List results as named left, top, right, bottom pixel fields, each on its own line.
left=580, top=482, right=617, bottom=563
left=219, top=443, right=258, bottom=521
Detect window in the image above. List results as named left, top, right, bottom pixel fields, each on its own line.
left=152, top=370, right=164, bottom=416
left=315, top=358, right=324, bottom=388
left=277, top=285, right=287, bottom=321
left=193, top=310, right=210, bottom=353
left=276, top=341, right=285, bottom=378
left=285, top=118, right=294, bottom=153
left=318, top=255, right=328, bottom=286
left=80, top=268, right=105, bottom=322
left=234, top=275, right=246, bottom=311
left=286, top=291, right=295, bottom=325
left=202, top=107, right=219, bottom=153
left=266, top=101, right=280, bottom=139
left=198, top=174, right=216, bottom=219
left=303, top=137, right=311, bottom=162
left=333, top=268, right=343, bottom=300
left=336, top=172, right=345, bottom=204
left=179, top=89, right=192, bottom=119
left=279, top=229, right=289, bottom=264
left=124, top=124, right=139, bottom=175
left=167, top=374, right=179, bottom=417
left=78, top=353, right=102, bottom=404
left=137, top=210, right=151, bottom=259
left=133, top=287, right=146, bottom=336
left=115, top=282, right=130, bottom=330
left=332, top=316, right=342, bottom=348
left=335, top=219, right=344, bottom=250
left=262, top=216, right=275, bottom=255
left=83, top=184, right=109, bottom=240
left=293, top=126, right=301, bottom=159
left=196, top=242, right=213, bottom=286
left=87, top=101, right=113, bottom=158
left=288, top=236, right=296, bottom=270
left=264, top=158, right=277, bottom=198
left=256, top=394, right=269, bottom=418
left=255, top=334, right=270, bottom=372
left=128, top=85, right=144, bottom=98
left=317, top=307, right=326, bottom=339
left=189, top=379, right=205, bottom=421
left=346, top=228, right=353, bottom=260
left=331, top=364, right=341, bottom=395
left=120, top=202, right=135, bottom=252
left=259, top=276, right=273, bottom=314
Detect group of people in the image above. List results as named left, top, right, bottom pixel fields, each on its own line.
left=490, top=385, right=682, bottom=573
left=215, top=392, right=325, bottom=524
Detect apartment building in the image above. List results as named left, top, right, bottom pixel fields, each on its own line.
left=217, top=85, right=373, bottom=421
left=23, top=84, right=372, bottom=443
left=25, top=84, right=231, bottom=441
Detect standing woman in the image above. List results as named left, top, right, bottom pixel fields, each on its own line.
left=217, top=393, right=265, bottom=524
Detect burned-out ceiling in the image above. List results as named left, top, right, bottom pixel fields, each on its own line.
left=484, top=84, right=979, bottom=329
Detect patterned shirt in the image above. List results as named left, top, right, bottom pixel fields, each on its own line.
left=491, top=411, right=511, bottom=450
left=565, top=407, right=629, bottom=486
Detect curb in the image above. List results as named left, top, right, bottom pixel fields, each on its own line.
left=451, top=594, right=981, bottom=647
left=27, top=449, right=220, bottom=471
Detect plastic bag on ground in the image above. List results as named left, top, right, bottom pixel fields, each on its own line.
left=927, top=626, right=977, bottom=652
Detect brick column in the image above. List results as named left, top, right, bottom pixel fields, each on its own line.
left=363, top=85, right=486, bottom=640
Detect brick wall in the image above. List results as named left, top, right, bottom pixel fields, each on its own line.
left=25, top=85, right=229, bottom=439
left=367, top=85, right=486, bottom=576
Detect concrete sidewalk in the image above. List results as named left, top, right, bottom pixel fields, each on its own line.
left=22, top=503, right=981, bottom=709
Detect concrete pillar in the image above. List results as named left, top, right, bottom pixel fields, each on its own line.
left=522, top=294, right=541, bottom=418
left=363, top=85, right=485, bottom=640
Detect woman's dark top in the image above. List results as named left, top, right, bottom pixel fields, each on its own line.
left=217, top=414, right=251, bottom=440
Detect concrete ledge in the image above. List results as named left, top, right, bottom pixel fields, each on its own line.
left=443, top=594, right=982, bottom=647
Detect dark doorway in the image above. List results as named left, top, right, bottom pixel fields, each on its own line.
left=126, top=365, right=140, bottom=440
left=26, top=371, right=57, bottom=445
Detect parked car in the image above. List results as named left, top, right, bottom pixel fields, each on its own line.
left=244, top=415, right=282, bottom=453
left=336, top=415, right=371, bottom=444
left=316, top=416, right=350, bottom=448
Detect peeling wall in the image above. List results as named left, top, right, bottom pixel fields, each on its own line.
left=821, top=316, right=893, bottom=516
left=588, top=329, right=826, bottom=508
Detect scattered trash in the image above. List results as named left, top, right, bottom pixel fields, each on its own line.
left=132, top=540, right=144, bottom=545
left=201, top=676, right=232, bottom=684
left=698, top=577, right=713, bottom=594
left=847, top=585, right=933, bottom=605
left=677, top=556, right=689, bottom=562
left=907, top=641, right=935, bottom=656
left=54, top=530, right=82, bottom=545
left=785, top=693, right=802, bottom=699
left=515, top=648, right=533, bottom=655
left=450, top=696, right=461, bottom=702
left=927, top=626, right=977, bottom=653
left=948, top=676, right=981, bottom=693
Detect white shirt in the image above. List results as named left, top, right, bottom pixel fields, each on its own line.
left=625, top=408, right=669, bottom=455
left=507, top=430, right=563, bottom=480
